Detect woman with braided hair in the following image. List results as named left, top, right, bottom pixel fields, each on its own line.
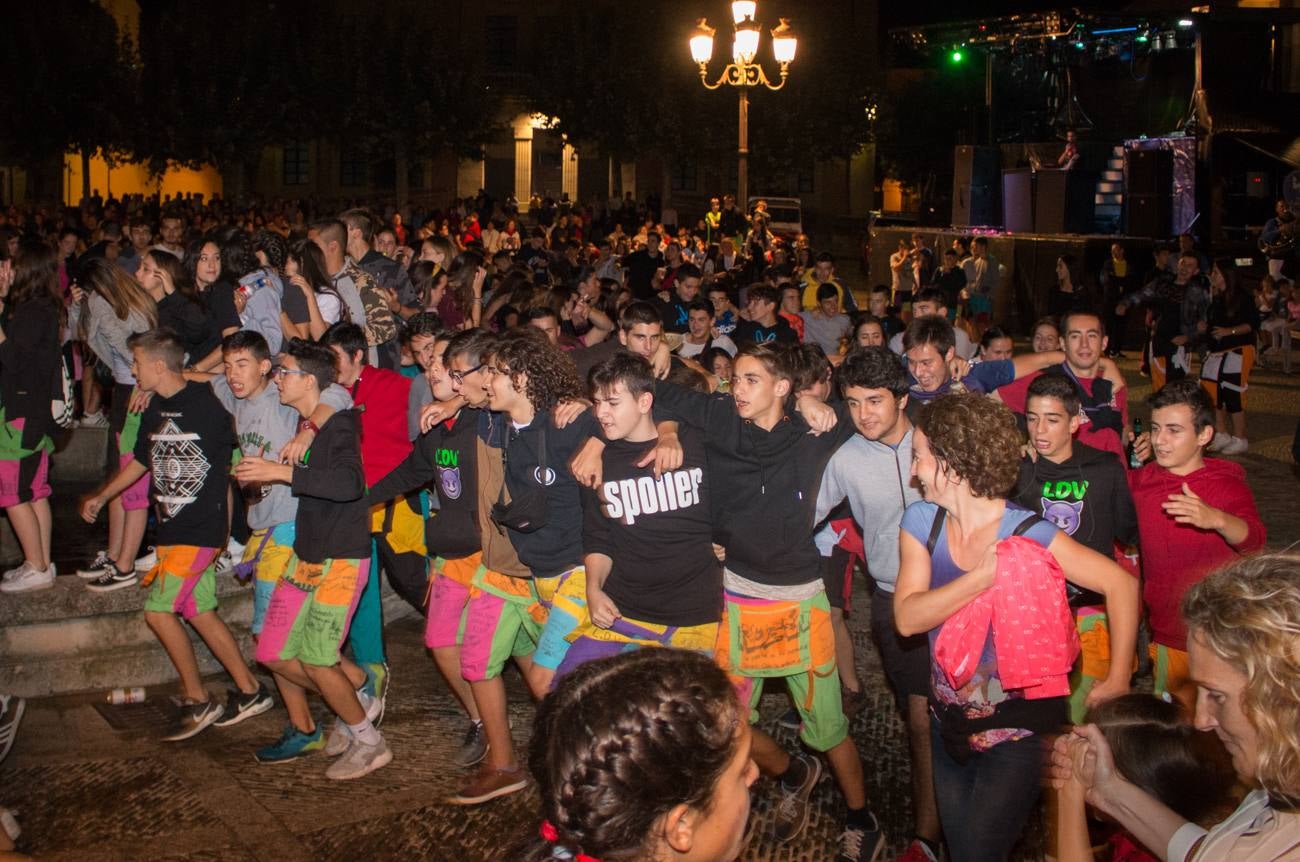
left=523, top=649, right=758, bottom=862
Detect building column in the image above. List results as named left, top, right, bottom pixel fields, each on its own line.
left=620, top=162, right=637, bottom=201
left=512, top=115, right=535, bottom=212
left=561, top=142, right=578, bottom=202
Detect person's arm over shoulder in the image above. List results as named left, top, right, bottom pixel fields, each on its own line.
left=969, top=357, right=1018, bottom=391
left=208, top=373, right=236, bottom=413
left=814, top=445, right=850, bottom=524
left=291, top=413, right=365, bottom=502
left=651, top=378, right=727, bottom=432
left=368, top=424, right=442, bottom=504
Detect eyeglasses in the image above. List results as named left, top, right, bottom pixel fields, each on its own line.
left=448, top=363, right=484, bottom=384
left=273, top=366, right=311, bottom=380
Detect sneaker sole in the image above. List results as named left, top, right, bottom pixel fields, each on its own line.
left=254, top=743, right=324, bottom=764
left=325, top=747, right=393, bottom=781
left=85, top=578, right=138, bottom=593
left=162, top=707, right=224, bottom=743
left=446, top=776, right=529, bottom=805
left=0, top=577, right=55, bottom=594
left=213, top=696, right=274, bottom=728
left=76, top=570, right=110, bottom=580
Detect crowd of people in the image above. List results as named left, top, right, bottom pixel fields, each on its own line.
left=0, top=188, right=1296, bottom=862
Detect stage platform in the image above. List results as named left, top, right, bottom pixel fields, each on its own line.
left=869, top=226, right=1158, bottom=344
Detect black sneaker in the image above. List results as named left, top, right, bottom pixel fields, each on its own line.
left=85, top=565, right=138, bottom=593
left=773, top=752, right=822, bottom=843
left=777, top=706, right=801, bottom=730
left=213, top=684, right=274, bottom=727
left=837, top=812, right=886, bottom=862
left=162, top=699, right=224, bottom=742
left=456, top=720, right=488, bottom=768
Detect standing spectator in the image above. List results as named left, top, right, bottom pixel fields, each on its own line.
left=801, top=283, right=852, bottom=355
left=1201, top=259, right=1260, bottom=456
left=0, top=245, right=63, bottom=593
left=1100, top=242, right=1135, bottom=357
left=136, top=250, right=218, bottom=368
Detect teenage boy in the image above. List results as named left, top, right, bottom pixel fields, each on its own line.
left=800, top=283, right=853, bottom=356
left=80, top=330, right=271, bottom=741
left=995, top=308, right=1130, bottom=463
left=234, top=340, right=389, bottom=780
left=888, top=288, right=974, bottom=360
left=733, top=284, right=798, bottom=345
left=440, top=329, right=542, bottom=805
left=650, top=341, right=885, bottom=861
left=1012, top=373, right=1139, bottom=723
left=189, top=331, right=353, bottom=760
left=559, top=353, right=720, bottom=676
left=813, top=345, right=938, bottom=862
left=366, top=330, right=488, bottom=770
left=1128, top=380, right=1265, bottom=710
left=678, top=299, right=738, bottom=360
left=657, top=262, right=702, bottom=334
left=320, top=322, right=416, bottom=716
left=485, top=329, right=600, bottom=696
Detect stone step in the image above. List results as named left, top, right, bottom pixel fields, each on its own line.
left=1096, top=181, right=1123, bottom=193
left=1102, top=169, right=1124, bottom=182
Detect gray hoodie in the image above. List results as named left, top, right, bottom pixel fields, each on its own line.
left=814, top=427, right=921, bottom=592
left=72, top=294, right=151, bottom=385
left=211, top=375, right=352, bottom=530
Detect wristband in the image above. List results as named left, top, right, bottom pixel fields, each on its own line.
left=298, top=418, right=320, bottom=435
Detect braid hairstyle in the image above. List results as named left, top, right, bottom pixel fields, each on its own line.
left=521, top=649, right=743, bottom=861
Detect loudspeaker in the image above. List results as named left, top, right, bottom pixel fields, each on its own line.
left=1127, top=193, right=1171, bottom=238
left=1126, top=148, right=1173, bottom=196
left=1035, top=169, right=1097, bottom=234
left=953, top=146, right=1001, bottom=227
left=1002, top=169, right=1034, bottom=232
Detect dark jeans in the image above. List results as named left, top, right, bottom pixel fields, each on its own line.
left=930, top=719, right=1045, bottom=862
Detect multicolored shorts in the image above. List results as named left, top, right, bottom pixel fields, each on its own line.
left=0, top=438, right=51, bottom=509
left=426, top=554, right=485, bottom=650
left=116, top=411, right=150, bottom=512
left=242, top=523, right=296, bottom=635
left=1068, top=608, right=1115, bottom=724
left=533, top=566, right=589, bottom=672
left=460, top=568, right=544, bottom=682
left=556, top=614, right=718, bottom=680
left=1150, top=642, right=1194, bottom=713
left=142, top=545, right=220, bottom=621
left=254, top=556, right=370, bottom=667
left=716, top=588, right=847, bottom=752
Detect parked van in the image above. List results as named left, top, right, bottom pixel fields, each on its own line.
left=750, top=196, right=803, bottom=242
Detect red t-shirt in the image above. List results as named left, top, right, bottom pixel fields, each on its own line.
left=1127, top=458, right=1266, bottom=650
left=352, top=366, right=413, bottom=487
left=998, top=369, right=1130, bottom=464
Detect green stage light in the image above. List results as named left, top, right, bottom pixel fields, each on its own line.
left=950, top=49, right=963, bottom=63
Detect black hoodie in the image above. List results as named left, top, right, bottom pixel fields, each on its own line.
left=651, top=382, right=854, bottom=587
left=1014, top=441, right=1138, bottom=607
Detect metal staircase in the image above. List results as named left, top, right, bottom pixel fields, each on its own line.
left=1094, top=144, right=1125, bottom=233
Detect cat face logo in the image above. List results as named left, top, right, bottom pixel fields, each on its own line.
left=438, top=465, right=462, bottom=500
left=1041, top=498, right=1084, bottom=535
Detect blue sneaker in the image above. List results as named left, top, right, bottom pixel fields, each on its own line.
left=255, top=725, right=324, bottom=764
left=362, top=662, right=389, bottom=726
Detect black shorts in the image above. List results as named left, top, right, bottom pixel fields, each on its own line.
left=820, top=545, right=852, bottom=610
left=870, top=586, right=931, bottom=709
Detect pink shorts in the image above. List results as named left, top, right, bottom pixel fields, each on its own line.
left=0, top=441, right=51, bottom=509
left=117, top=449, right=150, bottom=511
left=425, top=574, right=471, bottom=650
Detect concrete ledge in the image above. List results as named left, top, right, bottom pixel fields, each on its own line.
left=0, top=570, right=417, bottom=698
left=50, top=426, right=110, bottom=484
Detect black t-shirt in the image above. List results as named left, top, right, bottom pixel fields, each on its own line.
left=133, top=381, right=236, bottom=548
left=659, top=296, right=691, bottom=333
left=623, top=249, right=664, bottom=299
left=279, top=280, right=310, bottom=325
left=157, top=291, right=220, bottom=365
left=202, top=278, right=242, bottom=333
left=733, top=317, right=798, bottom=345
left=583, top=430, right=721, bottom=625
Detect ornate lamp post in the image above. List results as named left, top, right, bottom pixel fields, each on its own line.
left=690, top=3, right=797, bottom=210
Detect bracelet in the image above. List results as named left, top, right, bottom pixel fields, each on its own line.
left=298, top=418, right=320, bottom=435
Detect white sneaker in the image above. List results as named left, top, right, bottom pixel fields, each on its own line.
left=78, top=411, right=109, bottom=429
left=324, top=720, right=352, bottom=757
left=325, top=734, right=391, bottom=780
left=0, top=563, right=55, bottom=594
left=135, top=546, right=157, bottom=572
left=77, top=551, right=112, bottom=579
left=1, top=561, right=34, bottom=584
left=1220, top=436, right=1249, bottom=455
left=1207, top=432, right=1231, bottom=452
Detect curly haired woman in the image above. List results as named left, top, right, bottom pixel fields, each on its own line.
left=894, top=392, right=1138, bottom=862
left=1054, top=551, right=1300, bottom=861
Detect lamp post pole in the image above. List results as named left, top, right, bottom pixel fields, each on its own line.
left=691, top=7, right=796, bottom=215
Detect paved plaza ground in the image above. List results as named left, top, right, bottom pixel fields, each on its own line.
left=2, top=358, right=1297, bottom=861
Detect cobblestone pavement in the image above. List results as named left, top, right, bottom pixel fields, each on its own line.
left=2, top=358, right=1296, bottom=861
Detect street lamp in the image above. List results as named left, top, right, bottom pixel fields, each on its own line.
left=690, top=5, right=797, bottom=210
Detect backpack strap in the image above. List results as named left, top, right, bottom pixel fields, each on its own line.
left=926, top=507, right=947, bottom=556
left=1011, top=513, right=1046, bottom=538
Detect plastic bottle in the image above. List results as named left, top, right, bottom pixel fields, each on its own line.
left=107, top=687, right=146, bottom=705
left=1128, top=417, right=1144, bottom=469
